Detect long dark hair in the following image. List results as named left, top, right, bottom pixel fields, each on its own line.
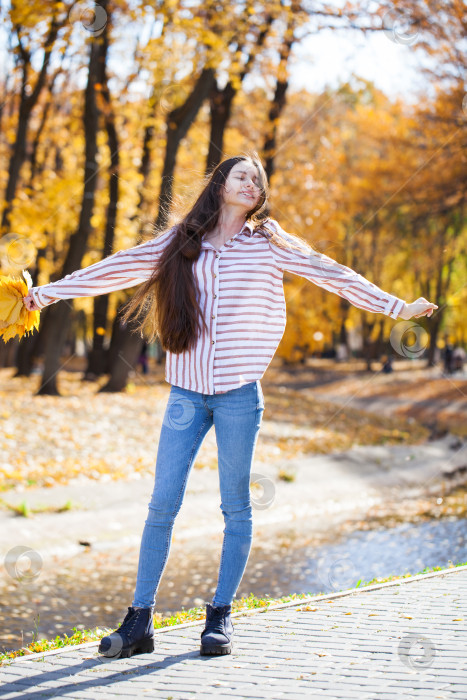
left=121, top=151, right=312, bottom=353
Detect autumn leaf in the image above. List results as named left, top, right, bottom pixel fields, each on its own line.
left=0, top=271, right=40, bottom=342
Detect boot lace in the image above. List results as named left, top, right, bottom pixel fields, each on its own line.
left=205, top=607, right=225, bottom=634
left=116, top=607, right=142, bottom=634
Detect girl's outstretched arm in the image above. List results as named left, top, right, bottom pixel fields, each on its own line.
left=23, top=227, right=175, bottom=311
left=266, top=220, right=437, bottom=320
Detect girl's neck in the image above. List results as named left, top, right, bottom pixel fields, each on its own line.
left=209, top=210, right=248, bottom=242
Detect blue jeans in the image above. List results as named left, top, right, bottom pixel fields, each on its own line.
left=132, top=380, right=265, bottom=609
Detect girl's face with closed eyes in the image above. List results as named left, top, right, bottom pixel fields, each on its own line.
left=222, top=160, right=262, bottom=212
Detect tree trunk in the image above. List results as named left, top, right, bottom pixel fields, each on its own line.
left=0, top=338, right=19, bottom=367
left=375, top=319, right=386, bottom=360
left=338, top=296, right=350, bottom=356
left=132, top=89, right=158, bottom=220
left=154, top=337, right=165, bottom=364
left=155, top=67, right=215, bottom=231
left=14, top=331, right=39, bottom=377
left=427, top=311, right=443, bottom=367
left=205, top=82, right=236, bottom=174
left=1, top=13, right=62, bottom=234
left=424, top=227, right=454, bottom=367
left=263, top=79, right=289, bottom=182
left=205, top=14, right=273, bottom=174
left=37, top=304, right=75, bottom=395
left=27, top=63, right=65, bottom=185
left=99, top=310, right=144, bottom=393
left=85, top=26, right=120, bottom=380
left=361, top=316, right=375, bottom=371
left=129, top=8, right=175, bottom=224
left=262, top=10, right=295, bottom=181
left=15, top=302, right=55, bottom=377
left=37, top=1, right=109, bottom=395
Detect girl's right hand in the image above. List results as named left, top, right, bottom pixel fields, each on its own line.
left=23, top=293, right=40, bottom=311
left=399, top=298, right=438, bottom=320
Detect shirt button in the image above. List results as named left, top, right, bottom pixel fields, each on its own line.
left=212, top=315, right=215, bottom=319
left=213, top=273, right=217, bottom=278
left=215, top=254, right=219, bottom=258
left=211, top=340, right=215, bottom=344
left=213, top=294, right=217, bottom=299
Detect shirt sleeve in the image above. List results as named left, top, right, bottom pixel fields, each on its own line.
left=266, top=219, right=406, bottom=320
left=30, top=227, right=175, bottom=310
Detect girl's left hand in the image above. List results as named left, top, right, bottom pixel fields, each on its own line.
left=399, top=298, right=438, bottom=320
left=23, top=293, right=40, bottom=311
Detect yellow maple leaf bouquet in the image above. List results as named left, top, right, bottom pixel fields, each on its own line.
left=0, top=270, right=40, bottom=342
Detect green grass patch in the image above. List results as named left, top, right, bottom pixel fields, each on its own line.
left=0, top=499, right=75, bottom=517
left=277, top=468, right=296, bottom=482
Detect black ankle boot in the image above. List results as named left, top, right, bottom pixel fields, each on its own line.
left=200, top=603, right=234, bottom=655
left=98, top=606, right=155, bottom=659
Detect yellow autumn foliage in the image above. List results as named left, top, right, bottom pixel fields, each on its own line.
left=0, top=271, right=40, bottom=342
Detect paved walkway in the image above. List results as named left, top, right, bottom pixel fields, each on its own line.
left=1, top=567, right=466, bottom=699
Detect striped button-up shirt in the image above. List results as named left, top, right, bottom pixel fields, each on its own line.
left=30, top=218, right=406, bottom=394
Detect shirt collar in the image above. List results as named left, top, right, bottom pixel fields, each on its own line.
left=201, top=219, right=255, bottom=250
left=243, top=219, right=255, bottom=236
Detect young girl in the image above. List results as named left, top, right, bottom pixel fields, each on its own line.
left=23, top=152, right=437, bottom=659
